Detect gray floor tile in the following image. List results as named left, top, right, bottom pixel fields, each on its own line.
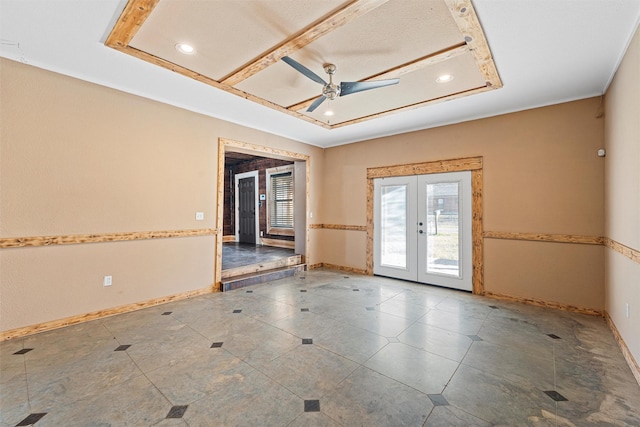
left=27, top=346, right=144, bottom=410
left=124, top=326, right=213, bottom=373
left=0, top=377, right=29, bottom=426
left=424, top=405, right=492, bottom=427
left=145, top=349, right=254, bottom=405
left=183, top=369, right=301, bottom=426
left=364, top=342, right=459, bottom=394
left=398, top=322, right=474, bottom=362
left=321, top=366, right=433, bottom=427
left=419, top=308, right=487, bottom=335
left=259, top=344, right=359, bottom=399
left=31, top=374, right=168, bottom=427
left=443, top=363, right=557, bottom=425
left=461, top=340, right=555, bottom=390
left=376, top=296, right=431, bottom=321
left=287, top=411, right=343, bottom=427
left=314, top=322, right=389, bottom=364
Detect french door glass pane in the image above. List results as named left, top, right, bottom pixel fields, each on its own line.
left=426, top=182, right=460, bottom=277
left=380, top=185, right=407, bottom=268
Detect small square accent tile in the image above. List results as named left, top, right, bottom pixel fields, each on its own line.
left=300, top=277, right=306, bottom=280
left=428, top=394, right=449, bottom=406
left=343, top=276, right=350, bottom=279
left=210, top=342, right=223, bottom=348
left=246, top=290, right=253, bottom=293
left=16, top=413, right=47, bottom=426
left=302, top=338, right=313, bottom=345
left=301, top=308, right=310, bottom=312
left=114, top=345, right=131, bottom=351
left=233, top=309, right=242, bottom=314
left=544, top=390, right=568, bottom=402
left=304, top=400, right=320, bottom=412
left=300, top=289, right=307, bottom=292
left=547, top=333, right=562, bottom=340
left=353, top=289, right=360, bottom=292
left=488, top=305, right=499, bottom=309
left=366, top=307, right=376, bottom=311
left=166, top=405, right=188, bottom=419
left=13, top=348, right=33, bottom=355
left=161, top=312, right=172, bottom=315
left=467, top=335, right=483, bottom=341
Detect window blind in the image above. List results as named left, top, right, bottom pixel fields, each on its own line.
left=270, top=172, right=294, bottom=228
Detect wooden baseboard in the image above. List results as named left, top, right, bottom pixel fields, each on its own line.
left=307, top=263, right=323, bottom=270
left=317, top=262, right=368, bottom=275
left=260, top=238, right=295, bottom=249
left=222, top=235, right=236, bottom=243
left=605, top=311, right=640, bottom=386
left=0, top=285, right=216, bottom=341
left=483, top=291, right=603, bottom=317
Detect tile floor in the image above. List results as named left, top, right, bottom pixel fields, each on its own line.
left=221, top=243, right=295, bottom=271
left=1, top=269, right=639, bottom=426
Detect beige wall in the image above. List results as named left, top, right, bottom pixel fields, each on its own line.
left=0, top=59, right=324, bottom=332
left=604, top=25, right=640, bottom=366
left=320, top=98, right=605, bottom=310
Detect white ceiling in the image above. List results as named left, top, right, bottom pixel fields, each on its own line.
left=1, top=0, right=639, bottom=148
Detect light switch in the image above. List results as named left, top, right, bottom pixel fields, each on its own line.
left=195, top=212, right=204, bottom=220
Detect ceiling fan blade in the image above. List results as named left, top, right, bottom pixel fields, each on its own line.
left=340, top=79, right=400, bottom=96
left=307, top=95, right=327, bottom=112
left=282, top=56, right=327, bottom=85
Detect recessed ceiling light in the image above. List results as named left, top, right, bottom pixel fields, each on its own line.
left=436, top=74, right=454, bottom=83
left=175, top=43, right=196, bottom=55
left=324, top=110, right=334, bottom=116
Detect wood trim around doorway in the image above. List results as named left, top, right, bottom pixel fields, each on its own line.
left=365, top=156, right=484, bottom=294
left=216, top=138, right=310, bottom=290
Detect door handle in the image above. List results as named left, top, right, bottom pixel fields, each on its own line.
left=419, top=230, right=424, bottom=234
left=418, top=222, right=423, bottom=226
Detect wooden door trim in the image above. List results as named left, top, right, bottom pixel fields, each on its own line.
left=216, top=138, right=310, bottom=290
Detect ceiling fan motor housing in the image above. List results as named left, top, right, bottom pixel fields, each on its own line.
left=322, top=63, right=340, bottom=99
left=323, top=83, right=340, bottom=100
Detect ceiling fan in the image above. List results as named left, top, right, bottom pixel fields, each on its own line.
left=282, top=56, right=400, bottom=113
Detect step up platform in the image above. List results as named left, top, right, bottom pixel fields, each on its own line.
left=221, top=255, right=305, bottom=292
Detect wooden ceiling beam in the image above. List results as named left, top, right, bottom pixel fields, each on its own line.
left=105, top=0, right=160, bottom=49
left=287, top=43, right=469, bottom=112
left=220, top=0, right=390, bottom=86
left=445, top=0, right=502, bottom=89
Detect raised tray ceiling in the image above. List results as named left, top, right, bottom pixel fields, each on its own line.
left=106, top=0, right=501, bottom=129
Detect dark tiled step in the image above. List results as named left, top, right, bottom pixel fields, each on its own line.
left=221, top=264, right=306, bottom=292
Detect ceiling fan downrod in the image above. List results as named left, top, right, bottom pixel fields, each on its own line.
left=322, top=63, right=340, bottom=100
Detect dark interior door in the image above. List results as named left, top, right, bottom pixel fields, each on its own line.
left=238, top=177, right=256, bottom=243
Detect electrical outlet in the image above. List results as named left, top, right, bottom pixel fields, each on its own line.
left=195, top=212, right=204, bottom=220
left=626, top=303, right=630, bottom=318
left=103, top=275, right=112, bottom=287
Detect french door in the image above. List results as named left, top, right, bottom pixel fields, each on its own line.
left=373, top=171, right=472, bottom=291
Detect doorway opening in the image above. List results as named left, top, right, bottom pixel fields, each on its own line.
left=366, top=157, right=484, bottom=295
left=216, top=138, right=310, bottom=291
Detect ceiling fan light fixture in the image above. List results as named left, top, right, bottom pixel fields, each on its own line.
left=324, top=109, right=334, bottom=116
left=175, top=43, right=196, bottom=55
left=436, top=74, right=454, bottom=83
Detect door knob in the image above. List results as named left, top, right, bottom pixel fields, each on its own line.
left=418, top=222, right=423, bottom=226
left=419, top=230, right=424, bottom=234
